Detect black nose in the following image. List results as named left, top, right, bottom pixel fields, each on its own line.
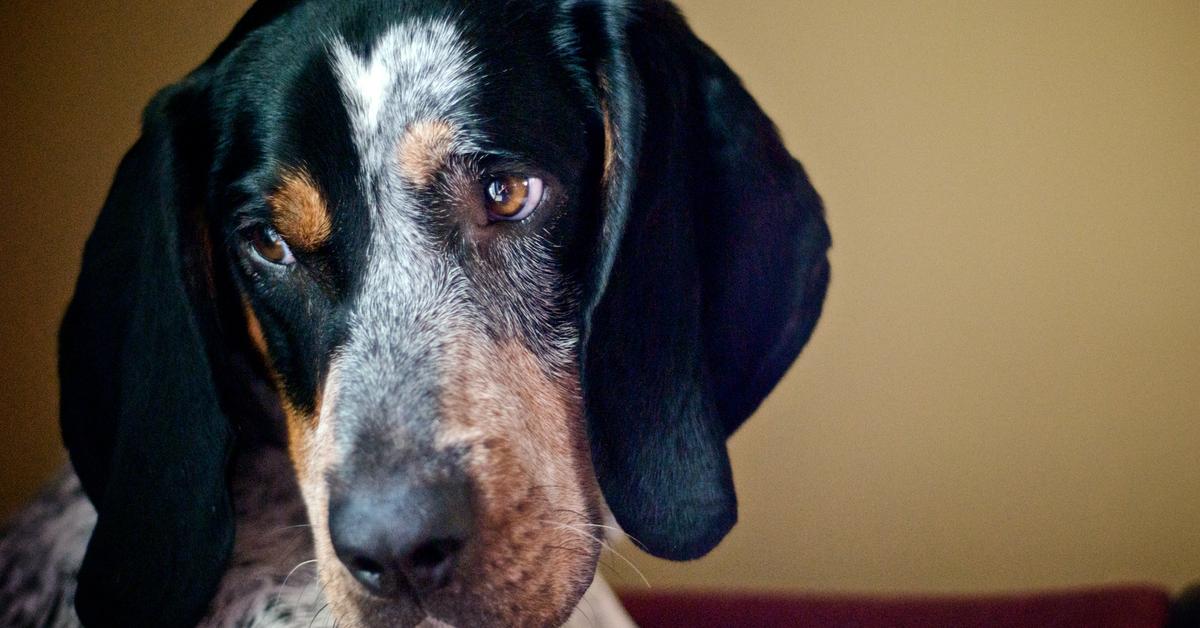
left=328, top=479, right=474, bottom=597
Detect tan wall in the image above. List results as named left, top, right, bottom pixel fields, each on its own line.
left=2, top=1, right=1197, bottom=594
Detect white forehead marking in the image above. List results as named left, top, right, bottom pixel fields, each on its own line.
left=329, top=18, right=479, bottom=160
left=345, top=49, right=393, bottom=127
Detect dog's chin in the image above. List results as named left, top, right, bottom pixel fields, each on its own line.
left=319, top=552, right=601, bottom=628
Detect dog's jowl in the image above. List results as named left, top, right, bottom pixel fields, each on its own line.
left=1, top=2, right=830, bottom=627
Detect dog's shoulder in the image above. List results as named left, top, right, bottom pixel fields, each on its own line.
left=198, top=446, right=326, bottom=627
left=0, top=450, right=324, bottom=628
left=0, top=469, right=91, bottom=627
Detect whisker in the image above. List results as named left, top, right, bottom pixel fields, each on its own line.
left=283, top=559, right=319, bottom=588
left=570, top=522, right=621, bottom=533
left=551, top=508, right=589, bottom=520
left=602, top=543, right=650, bottom=589
left=267, top=523, right=314, bottom=538
left=547, top=512, right=650, bottom=549
left=307, top=577, right=330, bottom=613
left=542, top=521, right=650, bottom=589
left=567, top=521, right=646, bottom=545
left=286, top=564, right=318, bottom=607
left=310, top=602, right=330, bottom=628
left=544, top=543, right=593, bottom=558
left=577, top=592, right=597, bottom=628
left=598, top=546, right=650, bottom=589
left=596, top=554, right=633, bottom=582
left=540, top=520, right=599, bottom=542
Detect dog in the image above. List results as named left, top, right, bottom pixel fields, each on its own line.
left=0, top=0, right=830, bottom=625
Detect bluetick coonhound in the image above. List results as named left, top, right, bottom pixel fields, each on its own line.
left=0, top=0, right=830, bottom=625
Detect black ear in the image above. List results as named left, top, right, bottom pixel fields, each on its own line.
left=58, top=75, right=234, bottom=627
left=572, top=1, right=832, bottom=560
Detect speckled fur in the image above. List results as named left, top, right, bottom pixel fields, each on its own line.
left=0, top=448, right=633, bottom=627
left=0, top=469, right=91, bottom=627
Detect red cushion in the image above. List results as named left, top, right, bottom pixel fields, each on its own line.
left=619, top=585, right=1171, bottom=628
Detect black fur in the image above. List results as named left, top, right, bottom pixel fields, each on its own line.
left=58, top=80, right=234, bottom=626
left=576, top=1, right=831, bottom=559
left=53, top=1, right=830, bottom=624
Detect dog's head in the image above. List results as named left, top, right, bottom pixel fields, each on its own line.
left=58, top=1, right=830, bottom=625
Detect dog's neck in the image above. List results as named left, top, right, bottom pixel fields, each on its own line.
left=199, top=444, right=322, bottom=624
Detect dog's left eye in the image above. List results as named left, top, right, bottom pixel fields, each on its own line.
left=484, top=175, right=544, bottom=222
left=246, top=225, right=296, bottom=266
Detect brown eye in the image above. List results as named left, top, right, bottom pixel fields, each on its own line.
left=247, top=225, right=295, bottom=266
left=484, top=175, right=544, bottom=221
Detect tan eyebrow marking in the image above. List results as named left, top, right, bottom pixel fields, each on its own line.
left=268, top=168, right=332, bottom=250
left=601, top=104, right=616, bottom=187
left=396, top=119, right=458, bottom=188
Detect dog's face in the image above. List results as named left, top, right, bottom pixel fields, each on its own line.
left=226, top=10, right=601, bottom=626
left=58, top=1, right=831, bottom=626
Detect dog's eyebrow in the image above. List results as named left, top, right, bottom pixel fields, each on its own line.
left=268, top=168, right=332, bottom=250
left=396, top=119, right=461, bottom=188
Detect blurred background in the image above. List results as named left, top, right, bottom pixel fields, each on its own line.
left=1, top=1, right=1196, bottom=595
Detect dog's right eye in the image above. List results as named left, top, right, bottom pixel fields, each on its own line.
left=484, top=175, right=544, bottom=222
left=246, top=225, right=296, bottom=266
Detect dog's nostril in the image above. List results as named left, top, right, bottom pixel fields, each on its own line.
left=409, top=538, right=458, bottom=569
left=405, top=538, right=463, bottom=591
left=349, top=556, right=386, bottom=593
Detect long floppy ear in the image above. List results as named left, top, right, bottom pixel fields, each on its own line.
left=58, top=75, right=234, bottom=626
left=572, top=1, right=832, bottom=560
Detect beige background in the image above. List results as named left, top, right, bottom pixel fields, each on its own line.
left=1, top=1, right=1197, bottom=594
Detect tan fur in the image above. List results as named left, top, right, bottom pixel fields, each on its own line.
left=597, top=72, right=619, bottom=188
left=433, top=337, right=601, bottom=625
left=243, top=301, right=270, bottom=359
left=601, top=103, right=617, bottom=188
left=293, top=335, right=601, bottom=626
left=396, top=119, right=458, bottom=188
left=243, top=301, right=325, bottom=479
left=268, top=169, right=332, bottom=250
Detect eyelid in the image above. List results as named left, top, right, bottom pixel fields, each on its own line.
left=474, top=151, right=552, bottom=177
left=474, top=149, right=527, bottom=168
